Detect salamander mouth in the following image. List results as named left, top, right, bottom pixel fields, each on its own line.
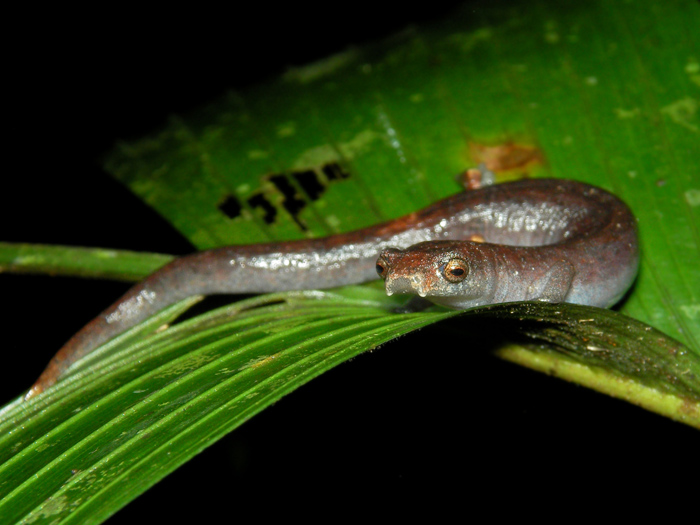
left=385, top=274, right=430, bottom=297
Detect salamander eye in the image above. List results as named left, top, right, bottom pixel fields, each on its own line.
left=443, top=258, right=469, bottom=283
left=375, top=257, right=389, bottom=279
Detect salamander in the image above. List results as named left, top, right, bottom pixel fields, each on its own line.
left=24, top=176, right=639, bottom=399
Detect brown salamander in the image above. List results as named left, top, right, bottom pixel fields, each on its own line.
left=25, top=176, right=638, bottom=399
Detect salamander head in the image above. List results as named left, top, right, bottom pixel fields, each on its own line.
left=375, top=241, right=493, bottom=309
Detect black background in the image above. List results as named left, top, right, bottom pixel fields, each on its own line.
left=3, top=2, right=698, bottom=522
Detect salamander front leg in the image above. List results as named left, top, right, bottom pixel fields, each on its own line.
left=530, top=260, right=576, bottom=303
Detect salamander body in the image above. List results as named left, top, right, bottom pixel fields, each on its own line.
left=25, top=178, right=638, bottom=399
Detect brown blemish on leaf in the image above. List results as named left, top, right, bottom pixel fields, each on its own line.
left=679, top=397, right=700, bottom=417
left=469, top=142, right=544, bottom=172
left=239, top=354, right=279, bottom=371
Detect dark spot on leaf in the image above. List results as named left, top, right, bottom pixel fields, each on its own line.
left=218, top=162, right=351, bottom=232
left=293, top=170, right=324, bottom=200
left=269, top=175, right=308, bottom=230
left=218, top=195, right=242, bottom=219
left=247, top=194, right=277, bottom=224
left=322, top=162, right=350, bottom=181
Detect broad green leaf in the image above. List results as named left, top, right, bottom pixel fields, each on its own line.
left=106, top=0, right=699, bottom=352
left=2, top=0, right=699, bottom=523
left=0, top=289, right=697, bottom=524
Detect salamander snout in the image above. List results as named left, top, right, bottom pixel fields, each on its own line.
left=377, top=248, right=432, bottom=297
left=377, top=245, right=460, bottom=298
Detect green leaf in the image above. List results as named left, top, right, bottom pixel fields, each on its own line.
left=0, top=290, right=448, bottom=523
left=106, top=0, right=700, bottom=353
left=476, top=302, right=699, bottom=423
left=0, top=243, right=172, bottom=282
left=2, top=0, right=700, bottom=522
left=0, top=290, right=697, bottom=523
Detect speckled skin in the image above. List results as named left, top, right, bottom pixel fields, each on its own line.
left=26, top=179, right=638, bottom=399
